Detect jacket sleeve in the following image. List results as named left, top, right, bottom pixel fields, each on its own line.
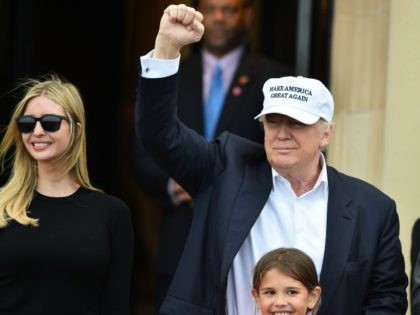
left=135, top=69, right=224, bottom=198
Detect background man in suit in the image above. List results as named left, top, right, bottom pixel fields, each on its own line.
left=136, top=4, right=408, bottom=314
left=411, top=219, right=420, bottom=313
left=412, top=249, right=420, bottom=315
left=132, top=0, right=289, bottom=308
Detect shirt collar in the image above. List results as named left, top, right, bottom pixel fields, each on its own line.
left=271, top=153, right=329, bottom=196
left=202, top=45, right=245, bottom=72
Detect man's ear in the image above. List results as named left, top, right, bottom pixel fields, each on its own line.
left=320, top=123, right=334, bottom=149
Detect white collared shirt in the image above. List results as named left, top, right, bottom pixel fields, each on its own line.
left=226, top=154, right=329, bottom=315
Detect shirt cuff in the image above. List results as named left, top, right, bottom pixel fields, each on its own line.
left=167, top=178, right=181, bottom=206
left=140, top=50, right=180, bottom=78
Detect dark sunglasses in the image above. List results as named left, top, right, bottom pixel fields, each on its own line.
left=16, top=114, right=70, bottom=133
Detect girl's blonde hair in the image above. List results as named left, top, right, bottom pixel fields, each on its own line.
left=0, top=75, right=99, bottom=228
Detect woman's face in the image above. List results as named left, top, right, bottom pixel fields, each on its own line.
left=20, top=95, right=72, bottom=167
left=252, top=269, right=321, bottom=315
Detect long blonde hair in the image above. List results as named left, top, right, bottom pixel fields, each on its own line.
left=0, top=75, right=99, bottom=228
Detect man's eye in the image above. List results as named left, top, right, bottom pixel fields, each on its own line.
left=290, top=121, right=306, bottom=127
left=223, top=7, right=237, bottom=16
left=265, top=118, right=279, bottom=125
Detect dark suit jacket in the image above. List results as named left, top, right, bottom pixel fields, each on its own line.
left=412, top=219, right=420, bottom=276
left=132, top=50, right=289, bottom=277
left=412, top=250, right=420, bottom=315
left=411, top=219, right=420, bottom=314
left=136, top=72, right=408, bottom=315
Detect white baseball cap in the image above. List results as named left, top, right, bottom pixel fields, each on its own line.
left=254, top=76, right=334, bottom=124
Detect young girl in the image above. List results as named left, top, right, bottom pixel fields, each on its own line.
left=252, top=248, right=322, bottom=315
left=0, top=75, right=134, bottom=315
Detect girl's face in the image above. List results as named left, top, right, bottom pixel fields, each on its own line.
left=20, top=95, right=72, bottom=167
left=252, top=268, right=321, bottom=315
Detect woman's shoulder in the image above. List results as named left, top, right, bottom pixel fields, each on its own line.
left=70, top=188, right=133, bottom=238
left=77, top=188, right=130, bottom=214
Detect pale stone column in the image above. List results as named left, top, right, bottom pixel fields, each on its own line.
left=328, top=0, right=420, bottom=312
left=383, top=1, right=420, bottom=312
left=328, top=0, right=390, bottom=186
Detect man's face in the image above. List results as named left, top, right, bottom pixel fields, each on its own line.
left=262, top=114, right=333, bottom=178
left=198, top=0, right=252, bottom=56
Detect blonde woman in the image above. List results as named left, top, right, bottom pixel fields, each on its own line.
left=0, top=75, right=134, bottom=315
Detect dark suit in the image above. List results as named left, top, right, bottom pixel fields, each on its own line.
left=136, top=72, right=408, bottom=315
left=411, top=219, right=420, bottom=314
left=132, top=49, right=289, bottom=307
left=412, top=250, right=420, bottom=315
left=412, top=219, right=420, bottom=276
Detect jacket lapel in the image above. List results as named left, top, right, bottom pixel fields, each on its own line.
left=220, top=157, right=272, bottom=280
left=320, top=167, right=356, bottom=309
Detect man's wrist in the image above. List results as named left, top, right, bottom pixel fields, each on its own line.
left=153, top=32, right=181, bottom=59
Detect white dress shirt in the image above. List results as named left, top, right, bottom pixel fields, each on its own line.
left=226, top=154, right=328, bottom=315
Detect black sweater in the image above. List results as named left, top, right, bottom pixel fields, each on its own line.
left=0, top=188, right=134, bottom=315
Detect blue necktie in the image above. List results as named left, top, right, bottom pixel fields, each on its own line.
left=204, top=65, right=224, bottom=140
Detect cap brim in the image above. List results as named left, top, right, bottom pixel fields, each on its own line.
left=254, top=105, right=320, bottom=125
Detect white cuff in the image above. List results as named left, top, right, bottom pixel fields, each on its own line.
left=140, top=50, right=180, bottom=78
left=167, top=178, right=181, bottom=206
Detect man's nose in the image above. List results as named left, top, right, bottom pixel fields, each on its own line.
left=276, top=123, right=291, bottom=139
left=208, top=8, right=226, bottom=20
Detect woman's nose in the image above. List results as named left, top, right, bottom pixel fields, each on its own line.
left=32, top=121, right=45, bottom=135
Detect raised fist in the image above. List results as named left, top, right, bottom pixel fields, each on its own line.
left=154, top=4, right=204, bottom=59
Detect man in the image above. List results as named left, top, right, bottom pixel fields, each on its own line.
left=136, top=4, right=408, bottom=315
left=132, top=0, right=289, bottom=308
left=411, top=219, right=420, bottom=314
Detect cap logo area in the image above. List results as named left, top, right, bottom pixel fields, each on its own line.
left=254, top=76, right=334, bottom=125
left=269, top=85, right=312, bottom=102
